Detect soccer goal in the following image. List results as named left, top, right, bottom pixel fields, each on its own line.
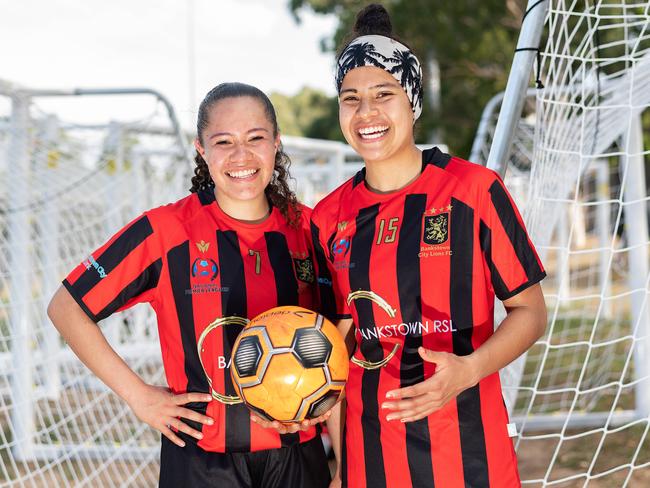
left=0, top=85, right=192, bottom=487
left=472, top=1, right=650, bottom=485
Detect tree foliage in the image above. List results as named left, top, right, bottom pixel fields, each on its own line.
left=287, top=0, right=528, bottom=156
left=271, top=87, right=344, bottom=141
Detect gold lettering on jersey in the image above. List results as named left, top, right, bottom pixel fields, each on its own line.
left=337, top=221, right=348, bottom=232
left=375, top=217, right=400, bottom=245
left=196, top=240, right=210, bottom=253
left=248, top=249, right=262, bottom=274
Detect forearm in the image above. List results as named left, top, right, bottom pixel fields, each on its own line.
left=48, top=286, right=148, bottom=405
left=467, top=284, right=547, bottom=385
left=325, top=399, right=345, bottom=479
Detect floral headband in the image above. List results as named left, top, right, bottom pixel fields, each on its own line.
left=336, top=34, right=424, bottom=121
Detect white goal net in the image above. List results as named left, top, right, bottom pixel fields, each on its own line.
left=0, top=86, right=191, bottom=487
left=471, top=1, right=650, bottom=486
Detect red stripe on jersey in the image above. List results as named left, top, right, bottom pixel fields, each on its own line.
left=429, top=402, right=464, bottom=488
left=154, top=255, right=189, bottom=399
left=82, top=239, right=158, bottom=318
left=344, top=363, right=367, bottom=488
left=480, top=374, right=521, bottom=487
left=245, top=232, right=282, bottom=452
left=66, top=260, right=88, bottom=285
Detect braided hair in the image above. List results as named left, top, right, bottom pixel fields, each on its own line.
left=190, top=82, right=300, bottom=227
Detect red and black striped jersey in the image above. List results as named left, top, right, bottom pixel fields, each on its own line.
left=63, top=190, right=319, bottom=453
left=311, top=147, right=546, bottom=488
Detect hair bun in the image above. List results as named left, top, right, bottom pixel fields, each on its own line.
left=353, top=4, right=392, bottom=37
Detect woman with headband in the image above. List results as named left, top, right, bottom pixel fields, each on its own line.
left=311, top=4, right=547, bottom=487
left=48, top=83, right=332, bottom=488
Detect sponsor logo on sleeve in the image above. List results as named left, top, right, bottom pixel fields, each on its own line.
left=83, top=255, right=107, bottom=279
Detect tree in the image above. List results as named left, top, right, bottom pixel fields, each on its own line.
left=288, top=0, right=528, bottom=157
left=271, top=87, right=345, bottom=142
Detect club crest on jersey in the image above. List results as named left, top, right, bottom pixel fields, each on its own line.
left=293, top=257, right=315, bottom=283
left=423, top=213, right=449, bottom=245
left=330, top=237, right=351, bottom=258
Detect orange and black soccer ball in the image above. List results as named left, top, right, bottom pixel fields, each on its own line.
left=230, top=306, right=349, bottom=423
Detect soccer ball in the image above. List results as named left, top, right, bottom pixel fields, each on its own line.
left=230, top=306, right=349, bottom=423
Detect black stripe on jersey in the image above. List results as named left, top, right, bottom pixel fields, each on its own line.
left=325, top=230, right=338, bottom=263
left=217, top=230, right=250, bottom=452
left=311, top=221, right=337, bottom=322
left=265, top=231, right=298, bottom=306
left=62, top=279, right=101, bottom=323
left=168, top=242, right=209, bottom=431
left=95, top=258, right=162, bottom=321
left=197, top=189, right=216, bottom=206
left=488, top=179, right=544, bottom=281
left=73, top=216, right=153, bottom=298
left=422, top=147, right=451, bottom=169
left=479, top=221, right=509, bottom=300
left=350, top=204, right=386, bottom=488
left=265, top=231, right=301, bottom=447
left=397, top=194, right=435, bottom=488
left=352, top=168, right=366, bottom=188
left=449, top=198, right=489, bottom=487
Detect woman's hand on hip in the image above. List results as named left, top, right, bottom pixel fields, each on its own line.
left=128, top=384, right=214, bottom=447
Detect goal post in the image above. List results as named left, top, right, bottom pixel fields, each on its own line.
left=470, top=1, right=650, bottom=485
left=0, top=85, right=192, bottom=486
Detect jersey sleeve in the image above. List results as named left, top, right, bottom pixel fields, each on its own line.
left=310, top=216, right=351, bottom=322
left=62, top=213, right=163, bottom=323
left=479, top=173, right=546, bottom=300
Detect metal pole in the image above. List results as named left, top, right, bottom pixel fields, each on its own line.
left=38, top=114, right=62, bottom=399
left=8, top=93, right=35, bottom=460
left=621, top=114, right=650, bottom=419
left=486, top=0, right=549, bottom=177
left=595, top=160, right=612, bottom=319
left=18, top=87, right=193, bottom=168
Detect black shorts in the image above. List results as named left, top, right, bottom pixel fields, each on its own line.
left=159, top=434, right=331, bottom=488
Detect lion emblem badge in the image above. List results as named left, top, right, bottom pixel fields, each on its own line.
left=423, top=213, right=449, bottom=245
left=293, top=257, right=315, bottom=283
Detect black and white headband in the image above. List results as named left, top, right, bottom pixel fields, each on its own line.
left=336, top=34, right=424, bottom=121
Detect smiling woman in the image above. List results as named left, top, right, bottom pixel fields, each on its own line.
left=309, top=4, right=548, bottom=488
left=47, top=82, right=332, bottom=488
left=190, top=83, right=300, bottom=226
